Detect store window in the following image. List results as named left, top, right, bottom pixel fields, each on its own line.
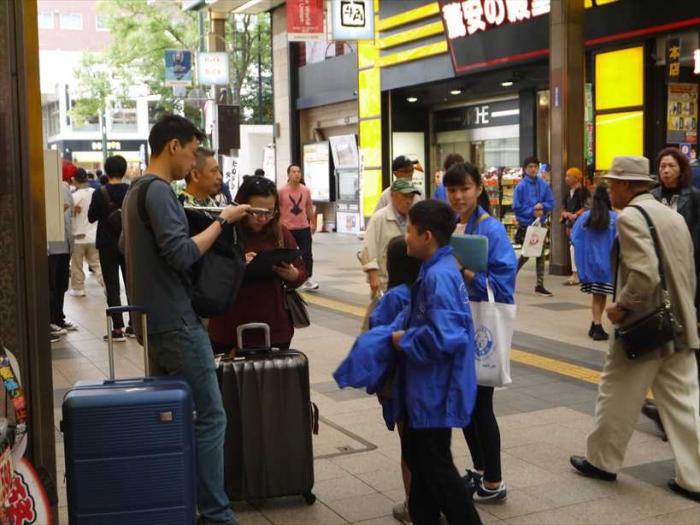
left=111, top=100, right=137, bottom=131
left=60, top=12, right=83, bottom=30
left=594, top=45, right=644, bottom=170
left=38, top=11, right=54, bottom=29
left=95, top=15, right=108, bottom=31
left=42, top=101, right=60, bottom=137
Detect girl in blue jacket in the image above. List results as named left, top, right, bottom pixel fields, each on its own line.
left=444, top=161, right=518, bottom=503
left=571, top=184, right=617, bottom=341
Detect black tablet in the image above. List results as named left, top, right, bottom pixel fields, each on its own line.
left=245, top=248, right=302, bottom=279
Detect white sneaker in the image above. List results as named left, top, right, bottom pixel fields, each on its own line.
left=49, top=324, right=67, bottom=336
left=69, top=289, right=86, bottom=297
left=392, top=501, right=412, bottom=524
left=302, top=280, right=319, bottom=291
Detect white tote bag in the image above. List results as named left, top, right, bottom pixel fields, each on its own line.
left=521, top=220, right=547, bottom=258
left=470, top=282, right=516, bottom=387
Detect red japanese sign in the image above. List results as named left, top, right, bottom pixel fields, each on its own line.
left=287, top=0, right=325, bottom=42
left=1, top=458, right=51, bottom=525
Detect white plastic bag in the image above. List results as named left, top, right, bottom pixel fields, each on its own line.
left=470, top=282, right=516, bottom=387
left=521, top=220, right=547, bottom=258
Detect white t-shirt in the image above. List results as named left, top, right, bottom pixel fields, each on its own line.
left=71, top=187, right=97, bottom=244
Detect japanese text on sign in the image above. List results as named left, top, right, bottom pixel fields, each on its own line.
left=442, top=0, right=550, bottom=40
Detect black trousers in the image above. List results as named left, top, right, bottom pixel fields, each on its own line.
left=402, top=426, right=482, bottom=525
left=291, top=228, right=313, bottom=278
left=48, top=253, right=70, bottom=325
left=462, top=386, right=502, bottom=483
left=99, top=244, right=128, bottom=329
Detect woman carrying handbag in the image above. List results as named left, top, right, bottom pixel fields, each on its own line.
left=444, top=162, right=518, bottom=502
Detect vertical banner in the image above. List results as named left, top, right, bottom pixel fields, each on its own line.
left=221, top=155, right=240, bottom=195
left=584, top=83, right=594, bottom=169
left=667, top=83, right=698, bottom=145
left=666, top=38, right=681, bottom=82
left=164, top=50, right=193, bottom=87
left=287, top=0, right=325, bottom=42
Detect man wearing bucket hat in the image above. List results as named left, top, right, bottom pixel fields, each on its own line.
left=373, top=155, right=424, bottom=214
left=570, top=156, right=700, bottom=502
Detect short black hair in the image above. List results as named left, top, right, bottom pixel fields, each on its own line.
left=408, top=200, right=454, bottom=247
left=443, top=161, right=481, bottom=188
left=443, top=153, right=464, bottom=172
left=149, top=114, right=205, bottom=157
left=104, top=155, right=127, bottom=178
left=74, top=168, right=88, bottom=183
left=386, top=236, right=422, bottom=289
left=254, top=168, right=265, bottom=177
left=522, top=156, right=540, bottom=169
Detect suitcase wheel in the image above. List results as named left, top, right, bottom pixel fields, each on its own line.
left=304, top=492, right=316, bottom=505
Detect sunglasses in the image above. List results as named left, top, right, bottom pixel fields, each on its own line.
left=247, top=207, right=277, bottom=219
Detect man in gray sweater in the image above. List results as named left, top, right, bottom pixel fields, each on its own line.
left=122, top=115, right=249, bottom=525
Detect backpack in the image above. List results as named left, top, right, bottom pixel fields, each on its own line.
left=137, top=177, right=245, bottom=318
left=100, top=186, right=122, bottom=235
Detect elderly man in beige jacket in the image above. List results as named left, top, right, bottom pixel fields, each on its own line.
left=361, top=179, right=421, bottom=297
left=570, top=156, right=700, bottom=502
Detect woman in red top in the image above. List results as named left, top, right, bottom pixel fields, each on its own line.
left=209, top=176, right=307, bottom=351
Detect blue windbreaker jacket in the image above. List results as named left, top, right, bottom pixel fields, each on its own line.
left=369, top=284, right=411, bottom=328
left=394, top=246, right=477, bottom=429
left=334, top=324, right=396, bottom=396
left=571, top=210, right=618, bottom=285
left=433, top=184, right=448, bottom=203
left=512, top=175, right=554, bottom=226
left=459, top=207, right=517, bottom=304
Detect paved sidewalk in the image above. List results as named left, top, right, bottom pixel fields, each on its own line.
left=49, top=233, right=700, bottom=524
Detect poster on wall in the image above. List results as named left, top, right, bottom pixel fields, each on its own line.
left=667, top=83, right=698, bottom=145
left=164, top=50, right=192, bottom=87
left=287, top=0, right=325, bottom=42
left=584, top=83, right=594, bottom=169
left=303, top=142, right=332, bottom=202
left=331, top=0, right=374, bottom=41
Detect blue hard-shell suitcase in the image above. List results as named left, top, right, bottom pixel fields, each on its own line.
left=61, top=306, right=196, bottom=525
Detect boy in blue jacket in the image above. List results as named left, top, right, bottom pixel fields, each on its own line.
left=392, top=199, right=482, bottom=525
left=512, top=156, right=554, bottom=297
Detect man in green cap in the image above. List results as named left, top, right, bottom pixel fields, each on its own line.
left=361, top=179, right=421, bottom=297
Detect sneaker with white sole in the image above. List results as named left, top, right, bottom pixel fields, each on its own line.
left=50, top=332, right=62, bottom=344
left=124, top=326, right=137, bottom=338
left=392, top=501, right=412, bottom=524
left=302, top=280, right=319, bottom=291
left=58, top=320, right=78, bottom=331
left=462, top=469, right=483, bottom=494
left=69, top=289, right=86, bottom=297
left=473, top=479, right=507, bottom=502
left=49, top=324, right=67, bottom=336
left=103, top=329, right=126, bottom=343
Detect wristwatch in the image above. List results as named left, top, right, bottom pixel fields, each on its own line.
left=216, top=216, right=227, bottom=227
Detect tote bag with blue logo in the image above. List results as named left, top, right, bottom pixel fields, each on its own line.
left=470, top=281, right=516, bottom=387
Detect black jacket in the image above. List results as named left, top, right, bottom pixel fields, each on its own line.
left=652, top=185, right=700, bottom=320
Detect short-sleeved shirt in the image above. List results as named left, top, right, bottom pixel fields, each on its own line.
left=278, top=184, right=312, bottom=231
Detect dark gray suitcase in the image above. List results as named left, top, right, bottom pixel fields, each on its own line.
left=217, top=323, right=316, bottom=504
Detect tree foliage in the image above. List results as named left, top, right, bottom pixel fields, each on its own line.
left=73, top=0, right=273, bottom=125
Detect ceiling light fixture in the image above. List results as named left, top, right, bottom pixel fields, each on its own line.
left=501, top=80, right=514, bottom=87
left=450, top=89, right=462, bottom=95
left=406, top=97, right=418, bottom=103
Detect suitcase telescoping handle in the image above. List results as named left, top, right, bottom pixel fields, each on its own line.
left=236, top=322, right=271, bottom=351
left=106, top=305, right=148, bottom=380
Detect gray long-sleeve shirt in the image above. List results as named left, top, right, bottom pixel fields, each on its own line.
left=122, top=175, right=201, bottom=335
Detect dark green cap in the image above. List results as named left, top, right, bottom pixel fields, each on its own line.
left=390, top=179, right=420, bottom=194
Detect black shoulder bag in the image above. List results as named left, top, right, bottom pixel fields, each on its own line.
left=614, top=205, right=682, bottom=359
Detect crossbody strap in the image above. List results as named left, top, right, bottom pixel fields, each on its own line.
left=629, top=205, right=668, bottom=293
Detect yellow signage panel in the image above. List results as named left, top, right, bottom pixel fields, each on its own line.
left=595, top=46, right=644, bottom=111
left=359, top=68, right=381, bottom=119
left=595, top=111, right=644, bottom=170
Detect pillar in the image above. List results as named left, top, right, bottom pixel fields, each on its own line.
left=549, top=0, right=585, bottom=275
left=271, top=6, right=292, bottom=186
left=0, top=0, right=57, bottom=508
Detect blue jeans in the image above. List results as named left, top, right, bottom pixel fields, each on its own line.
left=149, top=321, right=235, bottom=524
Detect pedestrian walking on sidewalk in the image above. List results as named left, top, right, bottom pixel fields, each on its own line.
left=374, top=155, right=424, bottom=214
left=208, top=175, right=307, bottom=353
left=571, top=184, right=617, bottom=341
left=561, top=167, right=589, bottom=286
left=279, top=164, right=319, bottom=291
left=88, top=155, right=132, bottom=342
left=366, top=236, right=421, bottom=524
left=642, top=147, right=700, bottom=437
left=69, top=168, right=104, bottom=296
left=513, top=156, right=554, bottom=297
left=394, top=200, right=482, bottom=524
left=570, top=156, right=700, bottom=503
left=122, top=115, right=250, bottom=525
left=445, top=162, right=517, bottom=503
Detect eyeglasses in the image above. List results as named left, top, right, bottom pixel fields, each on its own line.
left=247, top=207, right=276, bottom=219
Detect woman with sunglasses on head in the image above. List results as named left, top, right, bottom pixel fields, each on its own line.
left=208, top=176, right=307, bottom=353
